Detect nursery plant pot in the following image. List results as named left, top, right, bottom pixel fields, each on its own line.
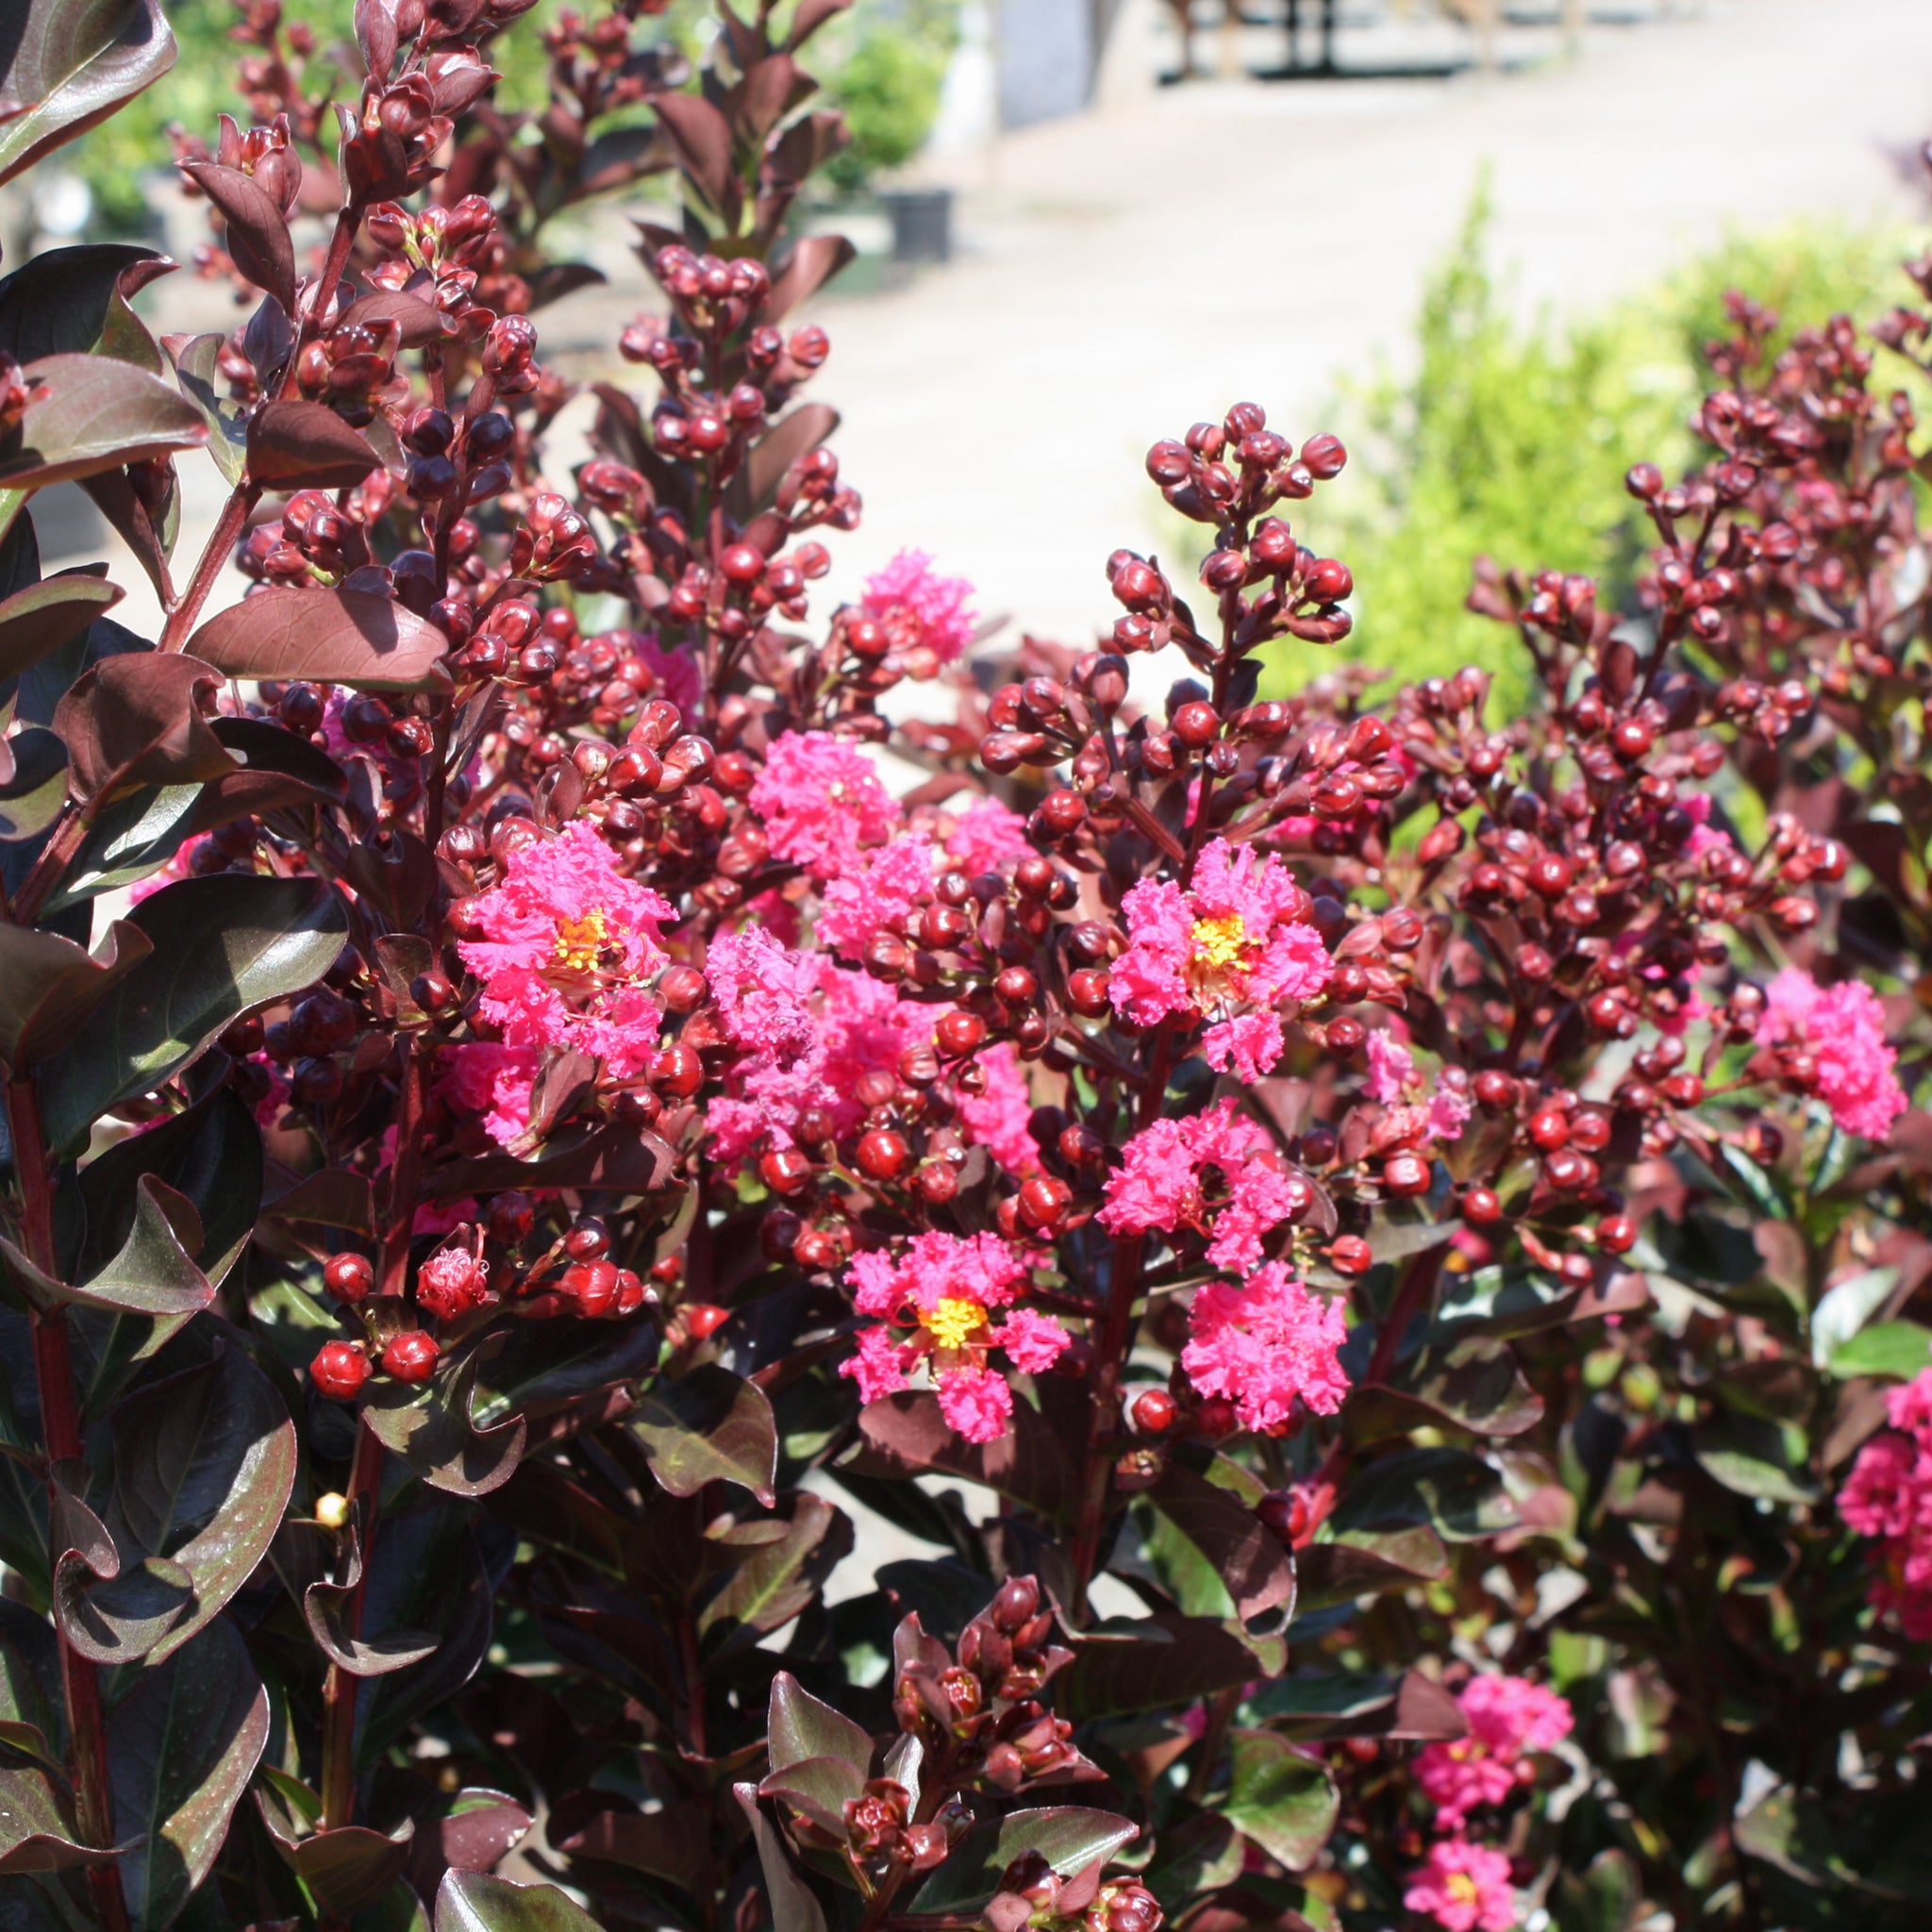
left=881, top=186, right=954, bottom=265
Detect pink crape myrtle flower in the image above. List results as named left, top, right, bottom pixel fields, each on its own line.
left=1366, top=1029, right=1415, bottom=1103
left=751, top=730, right=898, bottom=878
left=442, top=1041, right=540, bottom=1149
left=1414, top=1674, right=1574, bottom=1830
left=631, top=632, right=702, bottom=718
left=861, top=547, right=977, bottom=666
left=457, top=822, right=673, bottom=1080
left=707, top=923, right=820, bottom=1069
left=957, top=1041, right=1041, bottom=1174
left=817, top=836, right=937, bottom=959
left=1181, top=1263, right=1349, bottom=1434
left=1837, top=1366, right=1932, bottom=1640
left=841, top=1232, right=1067, bottom=1443
left=941, top=794, right=1031, bottom=876
left=1109, top=837, right=1331, bottom=1079
left=1404, top=1840, right=1517, bottom=1932
left=1756, top=967, right=1907, bottom=1141
left=1099, top=1098, right=1300, bottom=1273
left=1367, top=1029, right=1473, bottom=1147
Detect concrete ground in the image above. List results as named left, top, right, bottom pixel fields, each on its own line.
left=48, top=0, right=1932, bottom=659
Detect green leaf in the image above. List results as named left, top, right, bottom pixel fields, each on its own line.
left=0, top=571, right=122, bottom=682
left=108, top=1616, right=270, bottom=1930
left=1829, top=1321, right=1932, bottom=1381
left=1059, top=1614, right=1285, bottom=1723
left=910, top=1808, right=1139, bottom=1913
left=697, top=1492, right=851, bottom=1655
left=108, top=1343, right=296, bottom=1663
left=768, top=1671, right=873, bottom=1777
left=632, top=1363, right=777, bottom=1507
left=1141, top=1813, right=1244, bottom=1914
left=1327, top=1447, right=1520, bottom=1542
left=0, top=0, right=176, bottom=188
left=1352, top=1334, right=1543, bottom=1439
left=361, top=1353, right=526, bottom=1499
left=0, top=727, right=69, bottom=840
left=1222, top=1729, right=1338, bottom=1872
left=1550, top=1848, right=1643, bottom=1932
left=1812, top=1267, right=1905, bottom=1368
left=1691, top=1416, right=1817, bottom=1505
left=1142, top=1463, right=1295, bottom=1624
left=0, top=355, right=207, bottom=491
left=434, top=1871, right=604, bottom=1932
left=169, top=336, right=247, bottom=488
left=1249, top=1669, right=1464, bottom=1740
left=37, top=873, right=346, bottom=1158
left=0, top=243, right=169, bottom=368
left=187, top=586, right=454, bottom=694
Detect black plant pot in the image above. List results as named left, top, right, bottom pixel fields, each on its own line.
left=880, top=187, right=954, bottom=265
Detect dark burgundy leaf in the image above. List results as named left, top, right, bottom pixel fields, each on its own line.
left=0, top=0, right=177, bottom=188
left=735, top=401, right=839, bottom=518
left=0, top=352, right=208, bottom=490
left=341, top=287, right=457, bottom=348
left=651, top=92, right=738, bottom=219
left=630, top=1362, right=777, bottom=1507
left=53, top=650, right=234, bottom=804
left=0, top=918, right=149, bottom=1064
left=1145, top=1463, right=1296, bottom=1624
left=187, top=585, right=454, bottom=693
left=0, top=568, right=121, bottom=681
left=761, top=235, right=856, bottom=326
left=850, top=1389, right=1076, bottom=1523
left=436, top=1871, right=605, bottom=1932
left=257, top=1799, right=415, bottom=1920
left=0, top=242, right=171, bottom=366
left=246, top=399, right=382, bottom=490
left=180, top=160, right=296, bottom=314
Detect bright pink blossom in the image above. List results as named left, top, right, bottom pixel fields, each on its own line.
left=861, top=548, right=977, bottom=666
left=1756, top=967, right=1907, bottom=1141
left=1415, top=1675, right=1574, bottom=1830
left=441, top=1041, right=540, bottom=1150
left=1367, top=1029, right=1415, bottom=1102
left=708, top=924, right=819, bottom=1066
left=1100, top=1099, right=1299, bottom=1274
left=1404, top=1840, right=1517, bottom=1932
left=956, top=1041, right=1041, bottom=1174
left=1181, top=1264, right=1349, bottom=1433
left=417, top=1244, right=491, bottom=1323
left=751, top=731, right=897, bottom=878
left=631, top=632, right=702, bottom=718
left=1837, top=1367, right=1932, bottom=1640
left=1110, top=838, right=1330, bottom=1078
left=942, top=794, right=1031, bottom=875
left=841, top=1233, right=1064, bottom=1442
left=817, top=836, right=936, bottom=959
left=457, top=823, right=673, bottom=1080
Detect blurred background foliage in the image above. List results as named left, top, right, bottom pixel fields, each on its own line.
left=66, top=0, right=958, bottom=237
left=1263, top=189, right=1919, bottom=709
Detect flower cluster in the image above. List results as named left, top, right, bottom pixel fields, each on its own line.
left=1755, top=967, right=1907, bottom=1141
left=842, top=1232, right=1069, bottom=1441
left=1838, top=1367, right=1932, bottom=1640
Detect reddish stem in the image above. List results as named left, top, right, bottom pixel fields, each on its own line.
left=318, top=1418, right=387, bottom=1833
left=158, top=482, right=259, bottom=654
left=7, top=1078, right=131, bottom=1932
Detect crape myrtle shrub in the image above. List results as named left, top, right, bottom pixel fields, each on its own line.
left=1, top=6, right=1931, bottom=1932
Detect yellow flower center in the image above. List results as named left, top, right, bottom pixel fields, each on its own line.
left=1446, top=1874, right=1479, bottom=1906
left=553, top=908, right=610, bottom=974
left=1191, top=912, right=1251, bottom=971
left=924, top=1296, right=984, bottom=1350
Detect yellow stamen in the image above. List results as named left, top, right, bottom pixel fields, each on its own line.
left=1446, top=1874, right=1479, bottom=1906
left=924, top=1296, right=984, bottom=1350
left=553, top=908, right=609, bottom=974
left=1191, top=912, right=1250, bottom=971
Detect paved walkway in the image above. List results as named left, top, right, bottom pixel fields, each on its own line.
left=43, top=0, right=1932, bottom=661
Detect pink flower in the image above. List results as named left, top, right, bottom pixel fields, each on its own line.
left=1100, top=1099, right=1299, bottom=1274
left=751, top=731, right=897, bottom=878
left=441, top=1041, right=539, bottom=1148
left=861, top=548, right=977, bottom=666
left=942, top=794, right=1031, bottom=875
left=1367, top=1030, right=1416, bottom=1103
left=1180, top=1264, right=1349, bottom=1433
left=1837, top=1368, right=1932, bottom=1639
left=1403, top=1840, right=1517, bottom=1932
left=417, top=1243, right=491, bottom=1323
left=817, top=836, right=936, bottom=959
left=708, top=924, right=819, bottom=1066
left=956, top=1041, right=1041, bottom=1174
left=1756, top=967, right=1907, bottom=1141
left=630, top=632, right=702, bottom=718
left=936, top=1365, right=1012, bottom=1442
left=840, top=1232, right=1065, bottom=1442
left=1415, top=1674, right=1574, bottom=1830
left=457, top=822, right=673, bottom=1080
left=1110, top=838, right=1331, bottom=1078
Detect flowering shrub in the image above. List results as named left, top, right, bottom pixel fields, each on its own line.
left=2, top=8, right=1932, bottom=1932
